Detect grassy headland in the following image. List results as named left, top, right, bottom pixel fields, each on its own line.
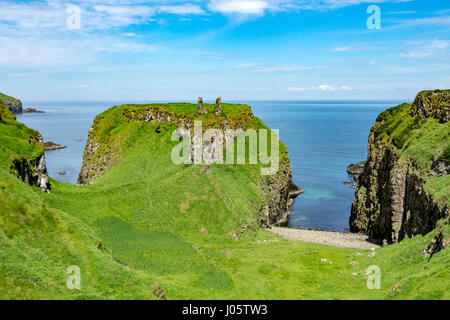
left=0, top=99, right=448, bottom=299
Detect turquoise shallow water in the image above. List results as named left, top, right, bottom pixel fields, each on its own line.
left=17, top=100, right=400, bottom=231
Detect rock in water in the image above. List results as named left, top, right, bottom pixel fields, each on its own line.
left=44, top=142, right=67, bottom=151
left=347, top=161, right=366, bottom=176
left=58, top=171, right=67, bottom=175
left=22, top=108, right=45, bottom=114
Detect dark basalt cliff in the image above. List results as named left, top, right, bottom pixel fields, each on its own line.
left=78, top=103, right=302, bottom=227
left=350, top=90, right=449, bottom=245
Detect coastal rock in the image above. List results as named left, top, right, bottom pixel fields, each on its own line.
left=347, top=161, right=366, bottom=178
left=0, top=95, right=23, bottom=114
left=411, top=89, right=450, bottom=123
left=10, top=134, right=50, bottom=193
left=422, top=231, right=447, bottom=258
left=44, top=142, right=67, bottom=151
left=350, top=91, right=449, bottom=245
left=22, top=108, right=45, bottom=114
left=432, top=160, right=449, bottom=176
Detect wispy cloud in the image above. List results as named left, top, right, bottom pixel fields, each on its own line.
left=399, top=39, right=450, bottom=58
left=288, top=85, right=350, bottom=92
left=254, top=64, right=324, bottom=72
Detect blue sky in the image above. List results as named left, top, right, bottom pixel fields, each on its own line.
left=0, top=0, right=449, bottom=101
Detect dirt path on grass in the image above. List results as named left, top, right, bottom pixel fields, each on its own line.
left=269, top=227, right=380, bottom=249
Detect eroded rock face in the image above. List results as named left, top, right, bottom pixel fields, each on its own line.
left=10, top=134, right=50, bottom=193
left=411, top=90, right=450, bottom=123
left=260, top=161, right=303, bottom=227
left=350, top=92, right=449, bottom=245
left=5, top=99, right=23, bottom=114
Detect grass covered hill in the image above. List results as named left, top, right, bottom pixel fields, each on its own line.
left=0, top=99, right=448, bottom=299
left=0, top=92, right=22, bottom=114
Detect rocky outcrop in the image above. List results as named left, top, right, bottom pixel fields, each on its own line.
left=0, top=93, right=23, bottom=114
left=10, top=134, right=50, bottom=193
left=5, top=100, right=23, bottom=114
left=44, top=141, right=67, bottom=151
left=22, top=108, right=45, bottom=114
left=347, top=161, right=366, bottom=178
left=350, top=91, right=449, bottom=245
left=260, top=161, right=303, bottom=226
left=411, top=90, right=450, bottom=123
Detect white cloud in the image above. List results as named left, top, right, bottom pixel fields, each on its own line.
left=288, top=85, right=350, bottom=92
left=317, top=84, right=336, bottom=91
left=158, top=4, right=205, bottom=15
left=332, top=46, right=351, bottom=52
left=254, top=64, right=322, bottom=72
left=208, top=0, right=270, bottom=15
left=399, top=39, right=450, bottom=58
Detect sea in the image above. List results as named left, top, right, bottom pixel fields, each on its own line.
left=16, top=100, right=400, bottom=232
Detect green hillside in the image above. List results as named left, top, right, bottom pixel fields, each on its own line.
left=0, top=102, right=448, bottom=299
left=0, top=92, right=20, bottom=106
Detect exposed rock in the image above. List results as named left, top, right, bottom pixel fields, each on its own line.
left=22, top=108, right=45, bottom=114
left=214, top=96, right=222, bottom=117
left=58, top=171, right=67, bottom=175
left=347, top=161, right=366, bottom=177
left=423, top=231, right=447, bottom=258
left=432, top=160, right=450, bottom=176
left=10, top=134, right=50, bottom=193
left=344, top=180, right=353, bottom=184
left=198, top=97, right=208, bottom=115
left=4, top=99, right=23, bottom=114
left=260, top=166, right=302, bottom=227
left=411, top=89, right=450, bottom=123
left=350, top=92, right=449, bottom=245
left=44, top=142, right=67, bottom=151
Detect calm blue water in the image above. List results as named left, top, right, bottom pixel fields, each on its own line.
left=17, top=100, right=399, bottom=231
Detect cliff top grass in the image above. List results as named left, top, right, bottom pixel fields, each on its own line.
left=0, top=92, right=20, bottom=105
left=0, top=100, right=449, bottom=299
left=0, top=104, right=44, bottom=169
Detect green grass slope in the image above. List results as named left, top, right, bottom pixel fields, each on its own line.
left=0, top=102, right=448, bottom=299
left=0, top=92, right=20, bottom=106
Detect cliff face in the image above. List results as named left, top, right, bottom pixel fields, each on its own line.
left=78, top=103, right=301, bottom=226
left=10, top=136, right=51, bottom=193
left=350, top=90, right=449, bottom=245
left=260, top=160, right=302, bottom=226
